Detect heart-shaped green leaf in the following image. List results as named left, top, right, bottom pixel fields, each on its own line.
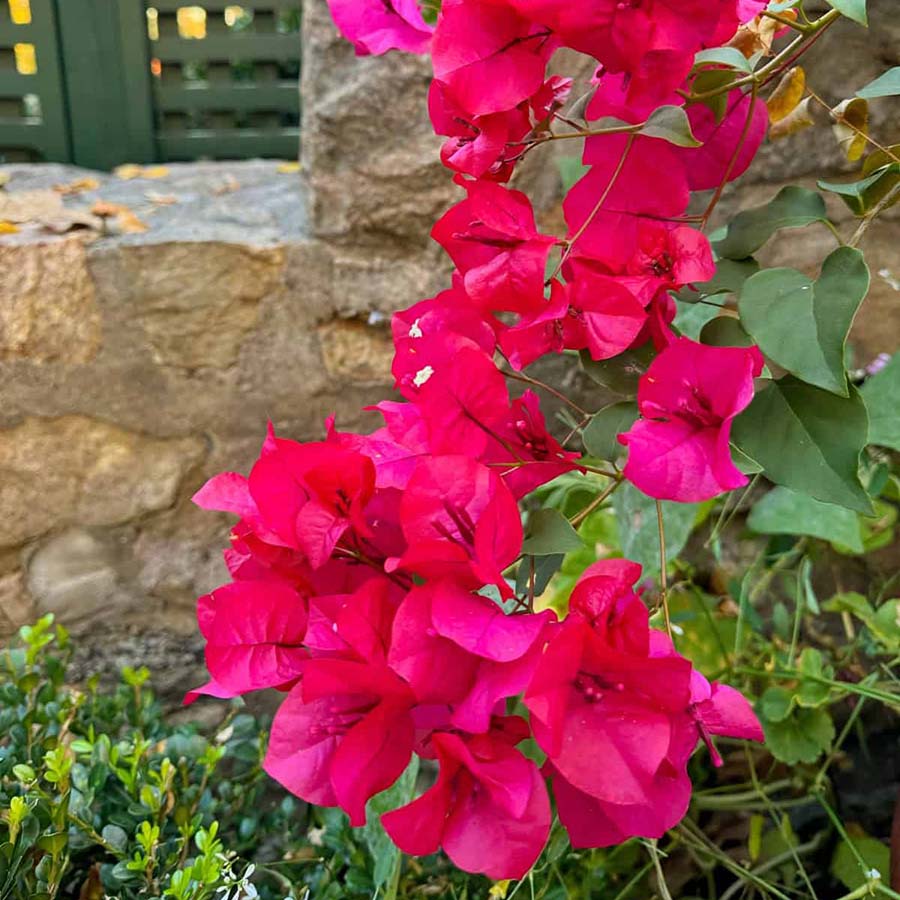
left=827, top=0, right=867, bottom=25
left=715, top=186, right=828, bottom=259
left=739, top=246, right=869, bottom=396
left=748, top=486, right=864, bottom=552
left=522, top=508, right=585, bottom=556
left=583, top=401, right=638, bottom=461
left=640, top=105, right=702, bottom=147
left=857, top=66, right=900, bottom=98
left=732, top=377, right=872, bottom=513
left=819, top=163, right=900, bottom=215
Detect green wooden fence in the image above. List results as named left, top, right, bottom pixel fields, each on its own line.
left=0, top=0, right=301, bottom=168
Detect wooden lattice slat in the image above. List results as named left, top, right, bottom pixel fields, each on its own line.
left=0, top=0, right=69, bottom=162
left=147, top=0, right=301, bottom=161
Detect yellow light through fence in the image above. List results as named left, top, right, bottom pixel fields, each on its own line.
left=177, top=6, right=207, bottom=39
left=224, top=5, right=245, bottom=27
left=8, top=0, right=31, bottom=25
left=146, top=7, right=159, bottom=40
left=14, top=42, right=36, bottom=74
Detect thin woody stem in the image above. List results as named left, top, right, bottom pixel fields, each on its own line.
left=849, top=181, right=900, bottom=249
left=701, top=82, right=760, bottom=230
left=549, top=133, right=636, bottom=282
left=684, top=8, right=840, bottom=104
left=805, top=86, right=900, bottom=164
left=569, top=476, right=622, bottom=528
left=503, top=368, right=591, bottom=417
left=656, top=500, right=673, bottom=639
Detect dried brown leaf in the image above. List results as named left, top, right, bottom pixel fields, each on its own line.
left=728, top=10, right=796, bottom=58
left=53, top=177, right=100, bottom=195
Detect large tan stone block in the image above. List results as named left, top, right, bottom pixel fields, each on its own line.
left=0, top=415, right=205, bottom=548
left=90, top=242, right=285, bottom=370
left=0, top=236, right=101, bottom=364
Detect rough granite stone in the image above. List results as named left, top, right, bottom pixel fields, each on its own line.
left=0, top=236, right=102, bottom=364
left=0, top=416, right=206, bottom=548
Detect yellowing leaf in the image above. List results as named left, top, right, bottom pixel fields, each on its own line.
left=768, top=67, right=806, bottom=124
left=863, top=145, right=900, bottom=176
left=89, top=201, right=149, bottom=233
left=53, top=177, right=100, bottom=195
left=769, top=96, right=816, bottom=140
left=831, top=97, right=869, bottom=162
left=114, top=163, right=143, bottom=180
left=489, top=881, right=512, bottom=899
left=114, top=164, right=169, bottom=180
left=277, top=161, right=302, bottom=173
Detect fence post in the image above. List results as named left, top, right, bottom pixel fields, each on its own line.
left=54, top=0, right=156, bottom=169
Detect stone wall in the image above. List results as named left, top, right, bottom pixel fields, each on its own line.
left=0, top=0, right=897, bottom=698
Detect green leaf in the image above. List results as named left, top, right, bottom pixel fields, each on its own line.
left=515, top=554, right=565, bottom=597
left=739, top=247, right=869, bottom=396
left=674, top=294, right=726, bottom=340
left=102, top=824, right=129, bottom=852
left=12, top=764, right=36, bottom=783
left=37, top=832, right=67, bottom=856
left=827, top=0, right=868, bottom=25
left=364, top=756, right=419, bottom=892
left=857, top=66, right=900, bottom=98
left=700, top=316, right=753, bottom=348
left=831, top=835, right=889, bottom=891
left=640, top=105, right=702, bottom=147
left=748, top=487, right=864, bottom=552
left=558, top=156, right=589, bottom=193
left=522, top=509, right=585, bottom=556
left=612, top=482, right=698, bottom=576
left=583, top=402, right=638, bottom=460
left=693, top=257, right=761, bottom=297
left=732, top=377, right=872, bottom=514
left=762, top=705, right=834, bottom=764
left=796, top=648, right=831, bottom=707
left=691, top=69, right=738, bottom=121
left=579, top=343, right=655, bottom=397
left=819, top=164, right=900, bottom=215
left=823, top=591, right=874, bottom=620
left=715, top=186, right=828, bottom=260
left=693, top=47, right=754, bottom=74
left=759, top=686, right=794, bottom=723
left=861, top=353, right=900, bottom=449
left=872, top=599, right=900, bottom=645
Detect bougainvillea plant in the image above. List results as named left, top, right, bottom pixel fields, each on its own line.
left=188, top=0, right=900, bottom=886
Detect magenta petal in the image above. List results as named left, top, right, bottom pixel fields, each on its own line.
left=696, top=683, right=765, bottom=743
left=382, top=767, right=454, bottom=857
left=551, top=694, right=671, bottom=804
left=442, top=760, right=550, bottom=880
left=192, top=472, right=256, bottom=518
left=331, top=703, right=415, bottom=826
left=431, top=582, right=551, bottom=662
left=199, top=580, right=307, bottom=693
left=263, top=689, right=341, bottom=808
left=183, top=678, right=236, bottom=706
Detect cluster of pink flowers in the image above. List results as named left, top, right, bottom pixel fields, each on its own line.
left=188, top=0, right=774, bottom=880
